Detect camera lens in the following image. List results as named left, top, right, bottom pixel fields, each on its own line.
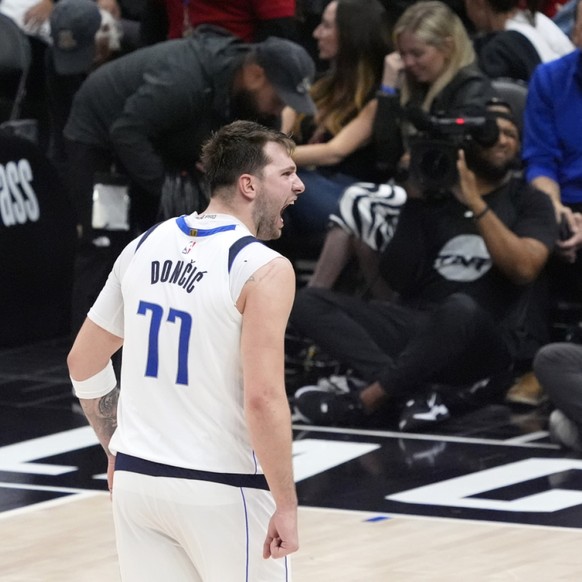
left=409, top=138, right=459, bottom=196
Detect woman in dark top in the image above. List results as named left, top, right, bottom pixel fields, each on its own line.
left=280, top=0, right=392, bottom=236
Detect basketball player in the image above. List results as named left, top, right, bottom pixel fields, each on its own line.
left=67, top=120, right=304, bottom=581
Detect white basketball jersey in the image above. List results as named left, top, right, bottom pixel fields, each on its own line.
left=88, top=213, right=283, bottom=475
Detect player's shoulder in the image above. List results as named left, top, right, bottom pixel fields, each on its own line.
left=251, top=254, right=295, bottom=288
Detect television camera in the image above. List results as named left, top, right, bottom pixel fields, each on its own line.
left=406, top=107, right=499, bottom=198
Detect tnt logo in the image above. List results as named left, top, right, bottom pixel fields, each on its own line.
left=433, top=235, right=492, bottom=282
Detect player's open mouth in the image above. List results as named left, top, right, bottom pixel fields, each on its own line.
left=281, top=200, right=295, bottom=215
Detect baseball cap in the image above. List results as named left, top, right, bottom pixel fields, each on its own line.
left=50, top=0, right=102, bottom=75
left=255, top=37, right=316, bottom=115
left=487, top=98, right=521, bottom=134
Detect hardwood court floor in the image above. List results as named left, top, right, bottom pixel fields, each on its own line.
left=2, top=336, right=582, bottom=580
left=1, top=494, right=581, bottom=581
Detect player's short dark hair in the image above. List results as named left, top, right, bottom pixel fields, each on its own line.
left=201, top=120, right=295, bottom=195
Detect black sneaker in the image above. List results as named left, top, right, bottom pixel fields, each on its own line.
left=398, top=391, right=451, bottom=432
left=434, top=370, right=514, bottom=413
left=284, top=332, right=343, bottom=393
left=293, top=387, right=364, bottom=426
left=311, top=374, right=367, bottom=394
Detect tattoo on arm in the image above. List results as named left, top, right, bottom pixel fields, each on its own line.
left=99, top=387, right=119, bottom=420
left=81, top=386, right=120, bottom=457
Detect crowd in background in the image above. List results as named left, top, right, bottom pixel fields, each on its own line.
left=1, top=0, right=582, bottom=446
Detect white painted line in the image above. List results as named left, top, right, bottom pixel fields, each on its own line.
left=293, top=423, right=560, bottom=449
left=299, top=505, right=582, bottom=533
left=0, top=481, right=101, bottom=494
left=504, top=431, right=550, bottom=444
left=0, top=490, right=105, bottom=520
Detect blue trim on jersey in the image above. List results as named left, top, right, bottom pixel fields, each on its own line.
left=228, top=235, right=261, bottom=273
left=240, top=488, right=250, bottom=581
left=176, top=215, right=237, bottom=237
left=135, top=222, right=162, bottom=252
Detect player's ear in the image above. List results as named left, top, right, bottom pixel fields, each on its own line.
left=239, top=173, right=257, bottom=200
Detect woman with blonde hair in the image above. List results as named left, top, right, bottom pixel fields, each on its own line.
left=378, top=0, right=496, bottom=169
left=306, top=0, right=497, bottom=292
left=393, top=0, right=478, bottom=112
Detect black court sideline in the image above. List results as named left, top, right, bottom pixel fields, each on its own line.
left=1, top=336, right=581, bottom=530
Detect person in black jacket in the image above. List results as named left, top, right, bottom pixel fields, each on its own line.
left=291, top=102, right=558, bottom=431
left=64, top=25, right=315, bottom=334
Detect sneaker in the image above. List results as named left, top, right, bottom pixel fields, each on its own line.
left=434, top=369, right=514, bottom=412
left=315, top=374, right=367, bottom=394
left=284, top=333, right=343, bottom=393
left=549, top=409, right=582, bottom=452
left=398, top=391, right=451, bottom=432
left=293, top=388, right=364, bottom=426
left=505, top=371, right=546, bottom=407
left=293, top=374, right=366, bottom=397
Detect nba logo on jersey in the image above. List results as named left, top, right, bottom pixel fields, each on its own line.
left=182, top=241, right=196, bottom=254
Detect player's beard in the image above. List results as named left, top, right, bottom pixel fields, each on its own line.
left=253, top=188, right=281, bottom=241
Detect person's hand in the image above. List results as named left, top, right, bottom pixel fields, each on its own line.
left=23, top=0, right=53, bottom=28
left=382, top=52, right=404, bottom=89
left=98, top=0, right=121, bottom=19
left=107, top=455, right=115, bottom=498
left=95, top=41, right=112, bottom=68
left=263, top=509, right=298, bottom=559
left=398, top=151, right=410, bottom=172
left=556, top=210, right=582, bottom=263
left=455, top=149, right=483, bottom=210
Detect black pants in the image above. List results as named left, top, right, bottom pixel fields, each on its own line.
left=290, top=288, right=512, bottom=398
left=65, top=141, right=134, bottom=335
left=549, top=202, right=582, bottom=305
left=534, top=343, right=582, bottom=429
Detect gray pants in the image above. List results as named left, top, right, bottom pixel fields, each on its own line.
left=534, top=342, right=582, bottom=428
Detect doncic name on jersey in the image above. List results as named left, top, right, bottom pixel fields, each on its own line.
left=150, top=258, right=208, bottom=293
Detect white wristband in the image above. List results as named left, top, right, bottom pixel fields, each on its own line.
left=71, top=360, right=117, bottom=399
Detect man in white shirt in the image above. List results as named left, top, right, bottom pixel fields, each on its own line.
left=67, top=120, right=304, bottom=581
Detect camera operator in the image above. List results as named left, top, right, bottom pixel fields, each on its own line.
left=291, top=102, right=558, bottom=431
